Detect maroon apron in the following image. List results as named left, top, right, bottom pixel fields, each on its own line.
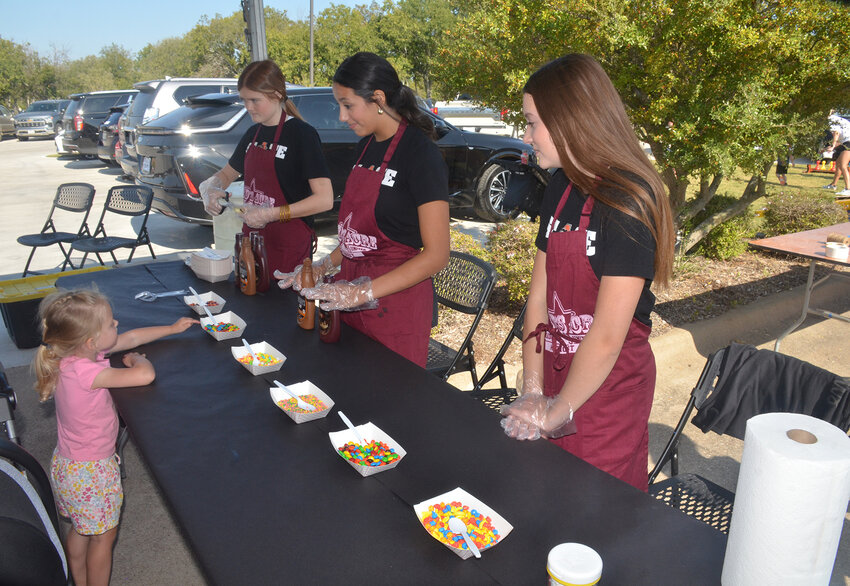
left=242, top=112, right=315, bottom=274
left=336, top=120, right=433, bottom=367
left=529, top=184, right=655, bottom=491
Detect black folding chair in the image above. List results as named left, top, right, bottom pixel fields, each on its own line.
left=0, top=437, right=68, bottom=585
left=426, top=251, right=498, bottom=388
left=649, top=343, right=850, bottom=534
left=468, top=300, right=527, bottom=411
left=72, top=185, right=156, bottom=266
left=16, top=182, right=96, bottom=277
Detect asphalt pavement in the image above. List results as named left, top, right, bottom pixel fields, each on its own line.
left=1, top=137, right=848, bottom=585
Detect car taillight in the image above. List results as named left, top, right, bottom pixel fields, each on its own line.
left=500, top=108, right=508, bottom=121
left=183, top=172, right=199, bottom=197
left=432, top=106, right=439, bottom=115
left=74, top=114, right=83, bottom=131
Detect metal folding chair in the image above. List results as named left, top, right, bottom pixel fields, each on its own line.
left=16, top=182, right=96, bottom=277
left=468, top=300, right=527, bottom=411
left=426, top=251, right=498, bottom=388
left=72, top=185, right=156, bottom=266
left=649, top=343, right=850, bottom=534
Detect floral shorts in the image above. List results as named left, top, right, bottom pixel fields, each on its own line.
left=50, top=449, right=123, bottom=536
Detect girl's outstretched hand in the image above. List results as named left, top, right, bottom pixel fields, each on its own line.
left=172, top=317, right=200, bottom=333
left=122, top=352, right=149, bottom=368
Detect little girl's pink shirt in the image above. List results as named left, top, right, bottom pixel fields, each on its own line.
left=55, top=352, right=119, bottom=461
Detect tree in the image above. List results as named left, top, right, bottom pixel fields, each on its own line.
left=185, top=12, right=251, bottom=77
left=136, top=37, right=197, bottom=79
left=311, top=3, right=388, bottom=85
left=438, top=0, right=850, bottom=251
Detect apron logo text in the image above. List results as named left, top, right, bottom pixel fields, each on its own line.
left=546, top=291, right=593, bottom=355
left=243, top=178, right=276, bottom=207
left=338, top=213, right=378, bottom=257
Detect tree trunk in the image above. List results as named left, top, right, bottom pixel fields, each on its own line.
left=677, top=173, right=723, bottom=225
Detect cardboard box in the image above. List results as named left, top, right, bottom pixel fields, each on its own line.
left=0, top=267, right=109, bottom=349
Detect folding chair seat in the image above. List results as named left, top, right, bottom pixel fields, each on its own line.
left=468, top=300, right=527, bottom=411
left=72, top=185, right=156, bottom=266
left=0, top=437, right=68, bottom=585
left=16, top=182, right=96, bottom=277
left=649, top=342, right=850, bottom=534
left=426, top=251, right=498, bottom=388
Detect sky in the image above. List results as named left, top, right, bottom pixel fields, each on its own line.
left=1, top=0, right=359, bottom=61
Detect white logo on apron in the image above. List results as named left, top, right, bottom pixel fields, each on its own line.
left=243, top=178, right=276, bottom=207
left=338, top=213, right=377, bottom=257
left=546, top=291, right=593, bottom=355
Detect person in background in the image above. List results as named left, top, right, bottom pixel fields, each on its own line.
left=277, top=52, right=450, bottom=366
left=500, top=54, right=675, bottom=492
left=824, top=111, right=850, bottom=197
left=33, top=289, right=197, bottom=586
left=775, top=145, right=792, bottom=187
left=200, top=60, right=333, bottom=273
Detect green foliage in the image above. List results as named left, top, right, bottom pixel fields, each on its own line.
left=484, top=220, right=538, bottom=303
left=762, top=189, right=848, bottom=236
left=683, top=194, right=754, bottom=260
left=449, top=228, right=489, bottom=259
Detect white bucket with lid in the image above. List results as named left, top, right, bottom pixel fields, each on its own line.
left=212, top=181, right=245, bottom=253
left=547, top=542, right=603, bottom=586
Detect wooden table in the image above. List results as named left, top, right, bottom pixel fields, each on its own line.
left=749, top=222, right=850, bottom=350
left=58, top=261, right=727, bottom=585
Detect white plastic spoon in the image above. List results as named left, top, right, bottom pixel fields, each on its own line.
left=337, top=411, right=368, bottom=448
left=448, top=517, right=481, bottom=558
left=272, top=380, right=315, bottom=412
left=241, top=338, right=260, bottom=365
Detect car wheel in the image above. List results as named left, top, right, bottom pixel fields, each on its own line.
left=474, top=162, right=521, bottom=222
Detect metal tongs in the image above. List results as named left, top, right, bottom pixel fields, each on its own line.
left=134, top=289, right=189, bottom=302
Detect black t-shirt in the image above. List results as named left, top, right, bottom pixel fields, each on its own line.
left=229, top=117, right=331, bottom=228
left=352, top=124, right=449, bottom=248
left=535, top=170, right=656, bottom=325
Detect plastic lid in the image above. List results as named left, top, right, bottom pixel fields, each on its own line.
left=547, top=543, right=603, bottom=586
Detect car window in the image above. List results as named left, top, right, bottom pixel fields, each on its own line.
left=82, top=95, right=126, bottom=114
left=28, top=102, right=56, bottom=112
left=290, top=94, right=348, bottom=130
left=128, top=91, right=156, bottom=118
left=0, top=106, right=11, bottom=116
left=62, top=98, right=84, bottom=121
left=173, top=85, right=235, bottom=104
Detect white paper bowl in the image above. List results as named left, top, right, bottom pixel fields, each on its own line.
left=183, top=291, right=226, bottom=315
left=328, top=422, right=406, bottom=477
left=413, top=487, right=513, bottom=560
left=270, top=381, right=334, bottom=423
left=825, top=242, right=849, bottom=260
left=231, top=341, right=285, bottom=376
left=200, top=311, right=246, bottom=341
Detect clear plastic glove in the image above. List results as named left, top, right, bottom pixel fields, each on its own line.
left=517, top=367, right=544, bottom=397
left=199, top=175, right=226, bottom=215
left=500, top=393, right=576, bottom=441
left=274, top=255, right=336, bottom=291
left=238, top=205, right=275, bottom=229
left=301, top=276, right=377, bottom=311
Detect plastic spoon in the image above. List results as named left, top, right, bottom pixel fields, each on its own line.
left=241, top=338, right=260, bottom=365
left=273, top=380, right=315, bottom=412
left=448, top=517, right=481, bottom=558
left=337, top=411, right=368, bottom=447
left=134, top=289, right=189, bottom=302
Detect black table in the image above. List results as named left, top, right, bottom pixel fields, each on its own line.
left=58, top=261, right=726, bottom=585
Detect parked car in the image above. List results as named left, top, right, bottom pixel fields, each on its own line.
left=432, top=94, right=514, bottom=137
left=62, top=90, right=136, bottom=158
left=119, top=78, right=238, bottom=180
left=12, top=99, right=70, bottom=140
left=0, top=105, right=15, bottom=139
left=97, top=105, right=128, bottom=166
left=134, top=88, right=531, bottom=224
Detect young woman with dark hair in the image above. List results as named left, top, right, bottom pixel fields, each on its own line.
left=200, top=60, right=333, bottom=273
left=500, top=54, right=675, bottom=491
left=278, top=52, right=450, bottom=367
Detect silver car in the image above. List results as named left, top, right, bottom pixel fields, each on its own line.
left=0, top=105, right=15, bottom=139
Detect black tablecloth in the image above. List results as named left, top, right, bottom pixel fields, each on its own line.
left=58, top=262, right=726, bottom=585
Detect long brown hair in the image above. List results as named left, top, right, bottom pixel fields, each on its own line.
left=33, top=289, right=110, bottom=402
left=239, top=60, right=303, bottom=121
left=524, top=54, right=674, bottom=285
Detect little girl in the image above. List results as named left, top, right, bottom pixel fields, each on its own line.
left=33, top=289, right=197, bottom=586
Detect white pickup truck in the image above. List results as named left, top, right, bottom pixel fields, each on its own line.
left=431, top=95, right=516, bottom=137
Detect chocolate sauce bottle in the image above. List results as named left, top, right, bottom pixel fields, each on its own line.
left=238, top=234, right=256, bottom=295
left=318, top=275, right=341, bottom=343
left=251, top=232, right=270, bottom=293
left=297, top=257, right=315, bottom=330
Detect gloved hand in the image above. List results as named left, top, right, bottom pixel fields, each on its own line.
left=238, top=205, right=275, bottom=229
left=516, top=367, right=544, bottom=397
left=274, top=255, right=336, bottom=291
left=500, top=392, right=576, bottom=441
left=199, top=175, right=227, bottom=215
left=301, top=276, right=378, bottom=311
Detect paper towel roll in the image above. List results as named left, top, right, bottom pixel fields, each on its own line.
left=721, top=413, right=850, bottom=585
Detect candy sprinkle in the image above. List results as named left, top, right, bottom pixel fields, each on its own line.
left=190, top=300, right=219, bottom=307
left=204, top=322, right=239, bottom=332
left=238, top=352, right=280, bottom=366
left=277, top=394, right=327, bottom=414
left=420, top=502, right=500, bottom=551
left=337, top=441, right=400, bottom=467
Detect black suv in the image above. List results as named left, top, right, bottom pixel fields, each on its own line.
left=13, top=99, right=70, bottom=140
left=62, top=90, right=137, bottom=157
left=135, top=88, right=531, bottom=223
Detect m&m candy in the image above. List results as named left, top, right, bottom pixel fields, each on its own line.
left=337, top=441, right=399, bottom=467
left=204, top=322, right=239, bottom=332
left=238, top=352, right=280, bottom=366
left=277, top=394, right=327, bottom=414
left=420, top=501, right=501, bottom=551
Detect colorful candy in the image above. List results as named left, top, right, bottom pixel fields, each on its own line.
left=238, top=352, right=280, bottom=366
left=189, top=300, right=219, bottom=307
left=337, top=441, right=400, bottom=467
left=420, top=501, right=501, bottom=551
left=276, top=394, right=327, bottom=414
left=204, top=322, right=239, bottom=332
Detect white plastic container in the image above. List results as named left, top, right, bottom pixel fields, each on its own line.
left=212, top=182, right=245, bottom=253
left=825, top=242, right=849, bottom=261
left=547, top=543, right=602, bottom=586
